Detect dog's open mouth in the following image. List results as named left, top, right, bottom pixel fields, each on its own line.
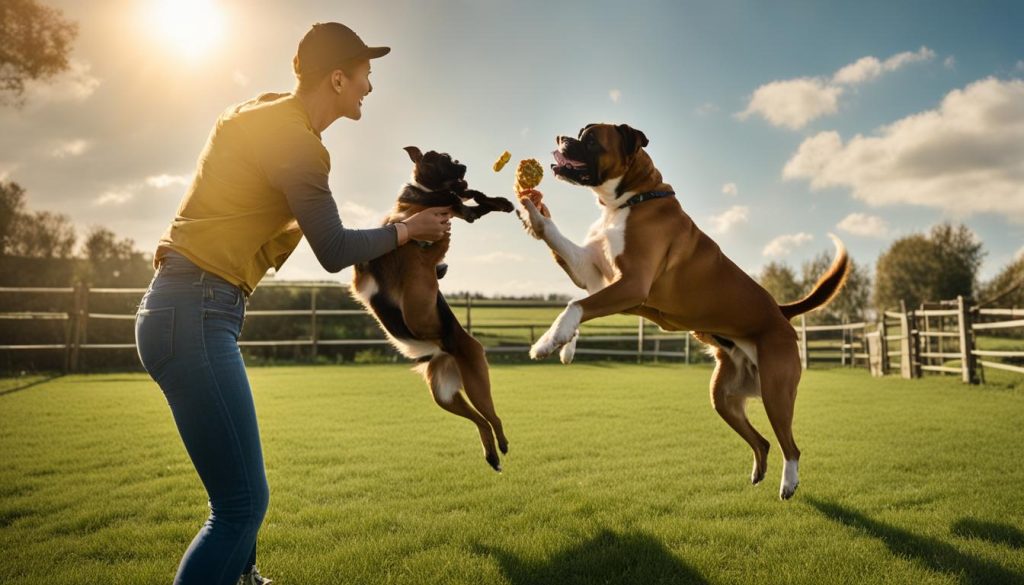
left=551, top=150, right=588, bottom=172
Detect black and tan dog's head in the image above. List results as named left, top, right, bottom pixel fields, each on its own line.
left=550, top=123, right=649, bottom=187
left=404, top=146, right=469, bottom=195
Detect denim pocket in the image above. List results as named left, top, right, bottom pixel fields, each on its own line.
left=136, top=307, right=175, bottom=373
left=204, top=282, right=241, bottom=310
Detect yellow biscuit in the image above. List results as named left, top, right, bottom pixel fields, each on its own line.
left=492, top=150, right=512, bottom=172
left=514, top=158, right=543, bottom=193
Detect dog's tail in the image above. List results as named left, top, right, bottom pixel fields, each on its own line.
left=778, top=234, right=850, bottom=320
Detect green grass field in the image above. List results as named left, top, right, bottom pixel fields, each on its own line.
left=2, top=365, right=1023, bottom=584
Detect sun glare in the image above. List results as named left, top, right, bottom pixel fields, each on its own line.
left=145, top=0, right=225, bottom=61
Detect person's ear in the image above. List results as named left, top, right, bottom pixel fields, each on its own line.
left=332, top=70, right=345, bottom=94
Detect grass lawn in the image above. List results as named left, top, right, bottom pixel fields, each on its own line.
left=1, top=365, right=1023, bottom=584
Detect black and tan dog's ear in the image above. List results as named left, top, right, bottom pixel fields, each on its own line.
left=404, top=146, right=423, bottom=163
left=616, top=124, right=649, bottom=157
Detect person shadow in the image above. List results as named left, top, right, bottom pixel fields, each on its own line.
left=951, top=518, right=1024, bottom=550
left=476, top=529, right=709, bottom=585
left=806, top=497, right=1024, bottom=585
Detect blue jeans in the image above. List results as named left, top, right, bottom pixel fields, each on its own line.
left=135, top=253, right=268, bottom=585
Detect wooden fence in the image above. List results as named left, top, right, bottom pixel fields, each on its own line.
left=866, top=296, right=1024, bottom=383
left=0, top=282, right=880, bottom=373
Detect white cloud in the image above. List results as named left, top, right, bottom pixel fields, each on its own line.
left=232, top=70, right=250, bottom=87
left=763, top=233, right=813, bottom=257
left=145, top=174, right=190, bottom=188
left=696, top=102, right=720, bottom=116
left=741, top=47, right=934, bottom=130
left=944, top=56, right=956, bottom=69
left=836, top=213, right=889, bottom=238
left=1016, top=61, right=1024, bottom=72
left=50, top=139, right=91, bottom=159
left=25, top=59, right=100, bottom=103
left=470, top=251, right=525, bottom=263
left=709, top=205, right=749, bottom=233
left=737, top=78, right=842, bottom=130
left=1017, top=246, right=1024, bottom=261
left=721, top=182, right=738, bottom=196
left=783, top=77, right=1024, bottom=222
left=339, top=201, right=385, bottom=229
left=95, top=189, right=134, bottom=206
left=609, top=89, right=622, bottom=104
left=520, top=127, right=530, bottom=138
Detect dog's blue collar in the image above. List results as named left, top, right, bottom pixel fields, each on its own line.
left=619, top=190, right=675, bottom=208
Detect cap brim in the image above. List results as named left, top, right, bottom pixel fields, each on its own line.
left=363, top=46, right=391, bottom=59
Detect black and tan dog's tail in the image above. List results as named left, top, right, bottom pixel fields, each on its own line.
left=779, top=234, right=850, bottom=320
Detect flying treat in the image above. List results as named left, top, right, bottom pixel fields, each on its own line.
left=514, top=158, right=543, bottom=194
left=492, top=150, right=512, bottom=172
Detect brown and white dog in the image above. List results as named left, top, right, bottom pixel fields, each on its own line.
left=518, top=123, right=849, bottom=499
left=352, top=146, right=513, bottom=471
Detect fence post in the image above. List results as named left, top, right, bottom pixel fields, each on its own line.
left=956, top=295, right=977, bottom=384
left=899, top=301, right=913, bottom=379
left=466, top=293, right=473, bottom=336
left=800, top=315, right=808, bottom=370
left=684, top=332, right=690, bottom=364
left=69, top=281, right=88, bottom=373
left=878, top=317, right=889, bottom=374
left=637, top=317, right=645, bottom=364
left=310, top=287, right=318, bottom=363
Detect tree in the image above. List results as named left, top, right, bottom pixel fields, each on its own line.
left=7, top=209, right=75, bottom=258
left=874, top=222, right=985, bottom=311
left=978, top=255, right=1024, bottom=307
left=0, top=181, right=26, bottom=255
left=800, top=252, right=871, bottom=323
left=0, top=0, right=78, bottom=105
left=758, top=261, right=802, bottom=304
left=82, top=227, right=152, bottom=286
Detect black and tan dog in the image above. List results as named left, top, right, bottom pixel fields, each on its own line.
left=518, top=123, right=849, bottom=499
left=352, top=146, right=513, bottom=471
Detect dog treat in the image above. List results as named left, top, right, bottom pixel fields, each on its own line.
left=514, top=158, right=543, bottom=194
left=492, top=150, right=512, bottom=172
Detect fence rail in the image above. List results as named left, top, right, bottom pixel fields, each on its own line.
left=3, top=282, right=872, bottom=373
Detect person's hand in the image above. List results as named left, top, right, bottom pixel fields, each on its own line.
left=402, top=206, right=452, bottom=242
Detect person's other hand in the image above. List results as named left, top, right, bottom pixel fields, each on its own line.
left=403, top=206, right=452, bottom=242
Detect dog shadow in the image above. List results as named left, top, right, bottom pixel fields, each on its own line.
left=952, top=518, right=1024, bottom=550
left=476, top=529, right=709, bottom=585
left=806, top=497, right=1024, bottom=585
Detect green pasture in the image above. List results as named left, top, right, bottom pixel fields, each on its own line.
left=1, top=365, right=1023, bottom=584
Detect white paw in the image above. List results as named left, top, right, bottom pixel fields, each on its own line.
left=530, top=304, right=582, bottom=360
left=518, top=198, right=550, bottom=240
left=558, top=333, right=579, bottom=364
left=780, top=459, right=799, bottom=500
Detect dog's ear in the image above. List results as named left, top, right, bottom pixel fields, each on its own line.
left=616, top=124, right=649, bottom=157
left=578, top=123, right=600, bottom=139
left=403, top=146, right=423, bottom=163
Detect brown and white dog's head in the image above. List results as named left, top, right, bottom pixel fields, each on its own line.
left=550, top=123, right=649, bottom=189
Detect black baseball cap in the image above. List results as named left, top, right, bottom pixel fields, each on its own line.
left=294, top=22, right=390, bottom=76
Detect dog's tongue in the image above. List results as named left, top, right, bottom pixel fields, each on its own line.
left=552, top=150, right=585, bottom=169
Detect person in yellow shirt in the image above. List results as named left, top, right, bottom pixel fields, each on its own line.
left=134, top=22, right=450, bottom=585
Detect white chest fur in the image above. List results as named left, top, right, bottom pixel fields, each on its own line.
left=583, top=177, right=632, bottom=285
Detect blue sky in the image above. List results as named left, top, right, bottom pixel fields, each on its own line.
left=1, top=0, right=1022, bottom=296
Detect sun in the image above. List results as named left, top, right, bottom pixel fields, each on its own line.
left=145, top=0, right=225, bottom=61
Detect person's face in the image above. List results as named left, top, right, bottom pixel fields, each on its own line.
left=333, top=59, right=373, bottom=120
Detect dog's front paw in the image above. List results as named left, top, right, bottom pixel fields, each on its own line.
left=529, top=304, right=582, bottom=360
left=558, top=332, right=579, bottom=364
left=518, top=198, right=550, bottom=239
left=494, top=196, right=514, bottom=213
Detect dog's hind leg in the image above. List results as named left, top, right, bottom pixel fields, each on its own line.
left=418, top=352, right=503, bottom=472
left=756, top=333, right=803, bottom=500
left=709, top=348, right=770, bottom=486
left=449, top=326, right=508, bottom=459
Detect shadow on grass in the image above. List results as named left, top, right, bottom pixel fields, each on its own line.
left=477, top=529, right=708, bottom=585
left=952, top=518, right=1024, bottom=549
left=0, top=374, right=63, bottom=397
left=807, top=497, right=1024, bottom=585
